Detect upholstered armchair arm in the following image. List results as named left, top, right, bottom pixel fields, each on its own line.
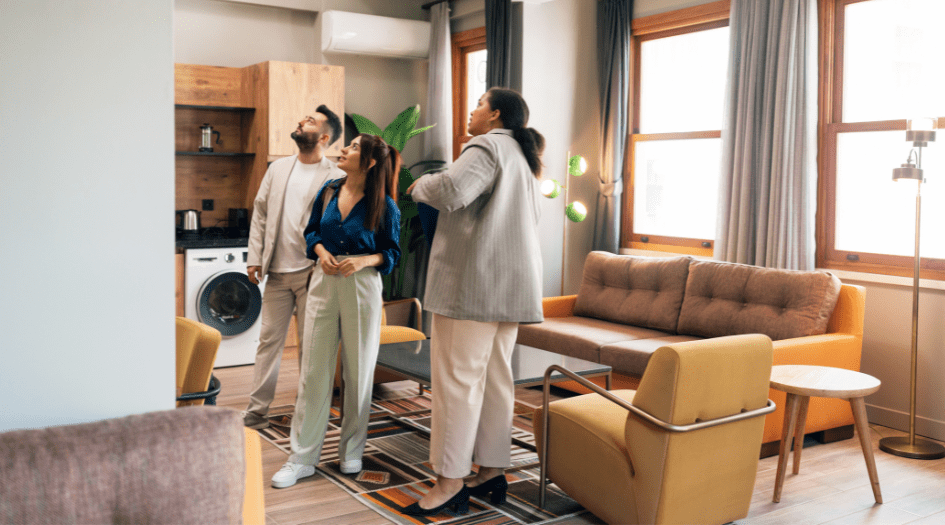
left=536, top=364, right=775, bottom=509
left=383, top=297, right=423, bottom=329
left=542, top=295, right=577, bottom=318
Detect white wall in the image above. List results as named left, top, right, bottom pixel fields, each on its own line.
left=522, top=0, right=600, bottom=297
left=174, top=0, right=430, bottom=168
left=839, top=274, right=945, bottom=441
left=0, top=1, right=175, bottom=431
left=634, top=0, right=716, bottom=18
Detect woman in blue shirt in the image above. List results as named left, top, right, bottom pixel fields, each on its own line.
left=272, top=134, right=401, bottom=489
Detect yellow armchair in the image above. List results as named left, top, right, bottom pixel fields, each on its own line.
left=176, top=316, right=222, bottom=407
left=535, top=334, right=775, bottom=525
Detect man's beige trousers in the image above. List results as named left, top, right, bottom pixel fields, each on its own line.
left=429, top=314, right=519, bottom=478
left=245, top=267, right=310, bottom=417
left=290, top=258, right=382, bottom=466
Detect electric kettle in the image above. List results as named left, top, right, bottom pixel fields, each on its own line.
left=176, top=209, right=201, bottom=233
left=199, top=123, right=222, bottom=152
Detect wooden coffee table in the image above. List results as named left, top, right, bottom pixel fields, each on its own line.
left=769, top=365, right=882, bottom=504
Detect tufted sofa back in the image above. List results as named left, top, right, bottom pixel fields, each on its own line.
left=573, top=252, right=692, bottom=332
left=573, top=252, right=842, bottom=341
left=677, top=259, right=841, bottom=340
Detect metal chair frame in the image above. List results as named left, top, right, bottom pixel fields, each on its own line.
left=176, top=374, right=222, bottom=406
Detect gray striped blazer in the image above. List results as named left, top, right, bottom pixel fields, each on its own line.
left=411, top=129, right=544, bottom=323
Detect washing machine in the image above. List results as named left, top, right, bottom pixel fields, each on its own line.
left=184, top=247, right=264, bottom=368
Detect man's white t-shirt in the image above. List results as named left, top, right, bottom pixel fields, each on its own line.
left=268, top=157, right=335, bottom=273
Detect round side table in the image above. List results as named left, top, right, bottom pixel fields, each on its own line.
left=769, top=365, right=882, bottom=504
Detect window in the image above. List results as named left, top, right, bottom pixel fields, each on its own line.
left=451, top=27, right=487, bottom=160
left=820, top=0, right=945, bottom=278
left=625, top=5, right=730, bottom=255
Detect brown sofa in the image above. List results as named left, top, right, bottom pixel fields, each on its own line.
left=0, top=406, right=264, bottom=524
left=518, top=251, right=866, bottom=452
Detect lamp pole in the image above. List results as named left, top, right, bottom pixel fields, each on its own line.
left=880, top=121, right=945, bottom=460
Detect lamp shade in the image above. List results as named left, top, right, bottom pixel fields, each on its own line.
left=540, top=179, right=562, bottom=198
left=893, top=163, right=923, bottom=181
left=568, top=155, right=588, bottom=177
left=565, top=201, right=587, bottom=222
left=906, top=118, right=937, bottom=145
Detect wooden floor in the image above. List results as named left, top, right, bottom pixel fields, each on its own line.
left=214, top=346, right=945, bottom=525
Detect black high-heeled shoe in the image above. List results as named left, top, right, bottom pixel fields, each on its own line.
left=402, top=485, right=470, bottom=516
left=467, top=474, right=508, bottom=504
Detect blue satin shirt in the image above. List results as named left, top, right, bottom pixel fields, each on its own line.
left=304, top=179, right=401, bottom=275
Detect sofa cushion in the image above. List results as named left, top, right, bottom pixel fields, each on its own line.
left=677, top=260, right=842, bottom=340
left=599, top=335, right=703, bottom=376
left=573, top=252, right=692, bottom=333
left=517, top=316, right=671, bottom=363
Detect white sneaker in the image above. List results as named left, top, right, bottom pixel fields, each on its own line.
left=340, top=459, right=362, bottom=474
left=271, top=462, right=316, bottom=488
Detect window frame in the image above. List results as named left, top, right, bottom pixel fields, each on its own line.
left=451, top=27, right=486, bottom=161
left=817, top=0, right=945, bottom=279
left=623, top=1, right=730, bottom=256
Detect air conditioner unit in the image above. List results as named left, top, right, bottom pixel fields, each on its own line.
left=321, top=11, right=431, bottom=60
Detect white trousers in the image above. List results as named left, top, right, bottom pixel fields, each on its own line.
left=289, top=257, right=383, bottom=466
left=429, top=314, right=519, bottom=478
left=245, top=267, right=310, bottom=417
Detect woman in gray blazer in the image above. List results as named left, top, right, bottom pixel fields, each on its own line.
left=404, top=87, right=545, bottom=516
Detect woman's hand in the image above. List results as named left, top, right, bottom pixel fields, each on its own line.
left=314, top=244, right=340, bottom=275
left=337, top=256, right=368, bottom=277
left=406, top=178, right=419, bottom=195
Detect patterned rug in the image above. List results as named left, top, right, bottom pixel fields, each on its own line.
left=257, top=386, right=589, bottom=525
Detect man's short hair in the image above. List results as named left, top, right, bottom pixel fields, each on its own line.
left=316, top=105, right=342, bottom=145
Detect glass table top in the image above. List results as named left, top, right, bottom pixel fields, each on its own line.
left=376, top=339, right=612, bottom=386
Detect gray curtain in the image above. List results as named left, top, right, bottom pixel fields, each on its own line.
left=485, top=0, right=512, bottom=88
left=424, top=2, right=453, bottom=167
left=594, top=0, right=632, bottom=253
left=411, top=1, right=454, bottom=304
left=716, top=0, right=818, bottom=269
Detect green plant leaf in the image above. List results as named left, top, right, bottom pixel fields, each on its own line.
left=398, top=167, right=415, bottom=194
left=350, top=113, right=383, bottom=137
left=406, top=123, right=436, bottom=141
left=383, top=105, right=421, bottom=152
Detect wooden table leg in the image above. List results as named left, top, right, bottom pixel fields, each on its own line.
left=774, top=393, right=800, bottom=503
left=793, top=396, right=810, bottom=474
left=851, top=396, right=883, bottom=504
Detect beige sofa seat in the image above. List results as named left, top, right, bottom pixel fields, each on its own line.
left=518, top=317, right=671, bottom=363
left=599, top=335, right=702, bottom=376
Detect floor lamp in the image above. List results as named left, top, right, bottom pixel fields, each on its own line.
left=879, top=117, right=945, bottom=460
left=540, top=152, right=588, bottom=295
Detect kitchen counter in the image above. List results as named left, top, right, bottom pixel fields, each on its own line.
left=176, top=237, right=249, bottom=250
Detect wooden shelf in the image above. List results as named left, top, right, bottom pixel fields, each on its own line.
left=176, top=151, right=255, bottom=157
left=175, top=104, right=254, bottom=111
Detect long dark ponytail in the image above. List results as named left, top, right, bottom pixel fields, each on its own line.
left=356, top=133, right=400, bottom=231
left=486, top=87, right=545, bottom=178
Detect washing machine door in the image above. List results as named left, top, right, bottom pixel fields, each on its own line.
left=196, top=270, right=263, bottom=336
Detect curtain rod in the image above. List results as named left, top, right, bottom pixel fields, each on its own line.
left=421, top=0, right=449, bottom=9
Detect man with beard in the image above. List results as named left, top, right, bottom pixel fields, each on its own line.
left=242, top=105, right=345, bottom=430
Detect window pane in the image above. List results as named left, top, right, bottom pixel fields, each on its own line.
left=843, top=0, right=945, bottom=122
left=465, top=49, right=487, bottom=135
left=633, top=138, right=720, bottom=239
left=834, top=130, right=945, bottom=258
left=639, top=27, right=729, bottom=133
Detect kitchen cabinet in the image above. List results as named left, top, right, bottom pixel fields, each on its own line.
left=175, top=61, right=344, bottom=214
left=176, top=254, right=184, bottom=317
